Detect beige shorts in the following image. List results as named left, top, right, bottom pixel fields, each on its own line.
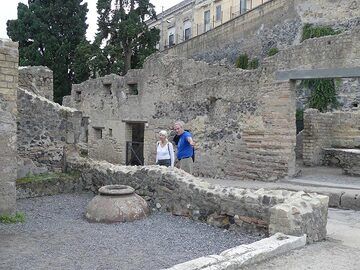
left=179, top=157, right=193, bottom=174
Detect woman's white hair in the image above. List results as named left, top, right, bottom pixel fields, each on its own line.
left=159, top=130, right=168, bottom=137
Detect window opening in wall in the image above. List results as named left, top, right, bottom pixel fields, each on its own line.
left=109, top=128, right=113, bottom=137
left=75, top=91, right=81, bottom=102
left=352, top=102, right=358, bottom=108
left=93, top=127, right=103, bottom=140
left=216, top=5, right=222, bottom=22
left=204, top=10, right=211, bottom=32
left=103, top=82, right=112, bottom=95
left=128, top=83, right=138, bottom=95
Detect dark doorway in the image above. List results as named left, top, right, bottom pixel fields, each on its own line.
left=125, top=122, right=145, bottom=165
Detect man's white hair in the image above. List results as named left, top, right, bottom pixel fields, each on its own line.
left=174, top=121, right=185, bottom=128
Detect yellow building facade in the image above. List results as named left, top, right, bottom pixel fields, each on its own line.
left=147, top=0, right=271, bottom=50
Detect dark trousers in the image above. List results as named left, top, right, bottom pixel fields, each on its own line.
left=157, top=159, right=171, bottom=167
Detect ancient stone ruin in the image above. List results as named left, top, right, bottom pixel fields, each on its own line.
left=1, top=0, right=360, bottom=268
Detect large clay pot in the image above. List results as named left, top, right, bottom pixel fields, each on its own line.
left=85, top=185, right=149, bottom=223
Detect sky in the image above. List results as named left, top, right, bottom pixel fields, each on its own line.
left=0, top=0, right=182, bottom=41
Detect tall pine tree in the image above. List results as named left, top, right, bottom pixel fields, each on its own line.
left=7, top=0, right=88, bottom=103
left=95, top=0, right=160, bottom=75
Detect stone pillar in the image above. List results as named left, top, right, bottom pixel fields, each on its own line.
left=0, top=39, right=18, bottom=215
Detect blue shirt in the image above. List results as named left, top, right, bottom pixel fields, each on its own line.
left=177, top=131, right=193, bottom=160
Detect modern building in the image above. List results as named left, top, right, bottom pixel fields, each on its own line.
left=147, top=0, right=271, bottom=50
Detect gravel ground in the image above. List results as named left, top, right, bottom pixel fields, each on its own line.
left=0, top=193, right=263, bottom=270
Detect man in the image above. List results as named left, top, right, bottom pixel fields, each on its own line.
left=173, top=121, right=195, bottom=174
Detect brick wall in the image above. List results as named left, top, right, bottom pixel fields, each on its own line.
left=0, top=39, right=18, bottom=215
left=303, top=109, right=360, bottom=165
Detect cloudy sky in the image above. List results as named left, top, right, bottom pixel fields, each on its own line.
left=0, top=0, right=182, bottom=41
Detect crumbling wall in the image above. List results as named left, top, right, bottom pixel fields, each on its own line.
left=65, top=56, right=296, bottom=181
left=17, top=88, right=82, bottom=176
left=303, top=109, right=360, bottom=166
left=0, top=39, right=18, bottom=215
left=66, top=157, right=329, bottom=243
left=18, top=66, right=53, bottom=101
left=64, top=26, right=360, bottom=181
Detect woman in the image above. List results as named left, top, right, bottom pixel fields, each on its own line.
left=155, top=130, right=175, bottom=168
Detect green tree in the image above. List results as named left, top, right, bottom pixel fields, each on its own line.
left=95, top=0, right=160, bottom=75
left=7, top=0, right=88, bottom=103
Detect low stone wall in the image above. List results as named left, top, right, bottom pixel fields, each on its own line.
left=16, top=172, right=83, bottom=199
left=323, top=148, right=360, bottom=176
left=303, top=109, right=360, bottom=166
left=66, top=157, right=328, bottom=243
left=17, top=88, right=82, bottom=175
left=18, top=66, right=53, bottom=101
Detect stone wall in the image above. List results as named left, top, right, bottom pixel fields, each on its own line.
left=303, top=109, right=360, bottom=166
left=64, top=56, right=296, bottom=181
left=17, top=88, right=82, bottom=176
left=66, top=156, right=329, bottom=243
left=64, top=26, right=360, bottom=181
left=0, top=39, right=18, bottom=215
left=166, top=0, right=360, bottom=64
left=18, top=66, right=53, bottom=101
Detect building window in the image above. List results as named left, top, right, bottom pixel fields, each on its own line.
left=240, top=0, right=247, bottom=14
left=216, top=5, right=222, bottom=21
left=204, top=10, right=211, bottom=32
left=109, top=128, right=113, bottom=137
left=183, top=20, right=192, bottom=41
left=184, top=28, right=191, bottom=41
left=169, top=33, right=175, bottom=47
left=128, top=83, right=138, bottom=95
left=93, top=127, right=103, bottom=140
left=168, top=26, right=175, bottom=47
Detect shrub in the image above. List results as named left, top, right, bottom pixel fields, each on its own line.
left=301, top=79, right=338, bottom=112
left=267, top=47, right=279, bottom=56
left=248, top=58, right=259, bottom=69
left=236, top=54, right=249, bottom=69
left=302, top=23, right=341, bottom=41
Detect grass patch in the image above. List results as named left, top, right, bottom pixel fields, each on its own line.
left=0, top=212, right=25, bottom=224
left=17, top=171, right=81, bottom=184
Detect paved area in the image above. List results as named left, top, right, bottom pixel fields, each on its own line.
left=242, top=208, right=360, bottom=270
left=0, top=193, right=262, bottom=270
left=202, top=166, right=360, bottom=210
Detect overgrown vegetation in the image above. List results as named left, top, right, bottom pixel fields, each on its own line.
left=248, top=58, right=259, bottom=69
left=301, top=23, right=341, bottom=42
left=236, top=53, right=259, bottom=69
left=0, top=212, right=25, bottom=224
left=267, top=47, right=279, bottom=56
left=296, top=109, right=304, bottom=122
left=299, top=24, right=341, bottom=112
left=16, top=171, right=81, bottom=185
left=236, top=54, right=249, bottom=69
left=301, top=79, right=338, bottom=112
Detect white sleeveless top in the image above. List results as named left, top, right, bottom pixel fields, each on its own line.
left=156, top=142, right=175, bottom=167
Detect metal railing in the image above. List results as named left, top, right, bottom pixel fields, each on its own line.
left=126, top=141, right=144, bottom=166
